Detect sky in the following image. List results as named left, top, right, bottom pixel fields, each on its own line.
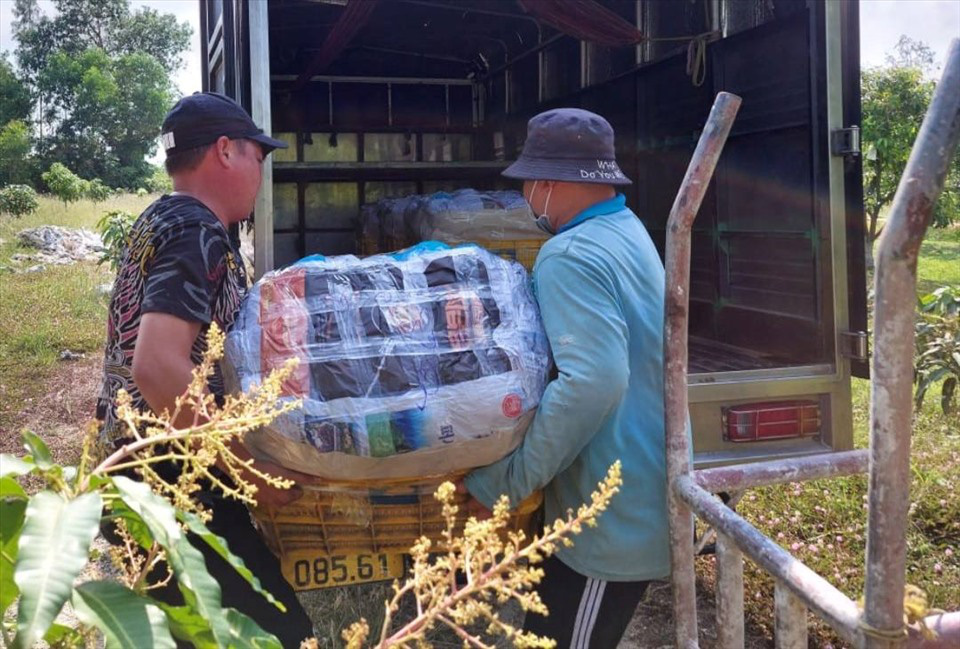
left=859, top=0, right=959, bottom=70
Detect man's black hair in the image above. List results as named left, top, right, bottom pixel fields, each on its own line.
left=163, top=139, right=251, bottom=176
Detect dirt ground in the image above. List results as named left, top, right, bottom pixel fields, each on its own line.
left=4, top=356, right=774, bottom=647
left=0, top=355, right=102, bottom=461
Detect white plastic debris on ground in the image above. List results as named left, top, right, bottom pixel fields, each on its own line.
left=223, top=242, right=551, bottom=480
left=14, top=226, right=105, bottom=266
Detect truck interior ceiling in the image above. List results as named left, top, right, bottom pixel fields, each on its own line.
left=260, top=0, right=835, bottom=374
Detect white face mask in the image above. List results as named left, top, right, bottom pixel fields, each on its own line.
left=528, top=180, right=556, bottom=235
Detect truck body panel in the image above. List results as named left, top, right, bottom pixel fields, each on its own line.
left=201, top=0, right=868, bottom=467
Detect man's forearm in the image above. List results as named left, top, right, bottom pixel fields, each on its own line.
left=467, top=363, right=628, bottom=508
left=134, top=356, right=208, bottom=429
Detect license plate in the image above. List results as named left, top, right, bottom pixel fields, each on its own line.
left=281, top=551, right=405, bottom=591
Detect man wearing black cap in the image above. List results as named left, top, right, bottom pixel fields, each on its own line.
left=465, top=108, right=673, bottom=648
left=96, top=92, right=315, bottom=646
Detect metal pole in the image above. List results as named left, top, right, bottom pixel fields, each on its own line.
left=694, top=450, right=868, bottom=493
left=715, top=533, right=744, bottom=649
left=695, top=491, right=743, bottom=555
left=774, top=581, right=808, bottom=649
left=249, top=0, right=275, bottom=278
left=674, top=475, right=863, bottom=647
left=664, top=91, right=741, bottom=649
left=864, top=38, right=960, bottom=649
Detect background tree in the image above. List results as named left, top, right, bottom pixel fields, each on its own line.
left=0, top=184, right=40, bottom=218
left=11, top=0, right=190, bottom=190
left=0, top=121, right=35, bottom=186
left=862, top=36, right=959, bottom=239
left=42, top=162, right=85, bottom=207
left=86, top=178, right=112, bottom=203
left=144, top=165, right=173, bottom=194
left=36, top=48, right=171, bottom=187
left=0, top=55, right=33, bottom=126
left=13, top=0, right=190, bottom=79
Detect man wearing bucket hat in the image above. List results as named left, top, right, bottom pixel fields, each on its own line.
left=96, top=92, right=316, bottom=646
left=466, top=108, right=671, bottom=648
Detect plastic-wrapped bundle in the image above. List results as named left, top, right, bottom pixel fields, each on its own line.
left=380, top=195, right=421, bottom=251
left=359, top=203, right=380, bottom=255
left=223, top=242, right=550, bottom=480
left=410, top=189, right=543, bottom=243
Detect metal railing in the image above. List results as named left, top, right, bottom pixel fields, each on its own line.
left=663, top=38, right=960, bottom=649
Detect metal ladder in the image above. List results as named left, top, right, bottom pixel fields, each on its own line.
left=662, top=38, right=960, bottom=649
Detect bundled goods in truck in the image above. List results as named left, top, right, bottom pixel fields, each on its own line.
left=379, top=194, right=422, bottom=252
left=222, top=242, right=550, bottom=480
left=359, top=189, right=547, bottom=268
left=410, top=189, right=543, bottom=243
left=358, top=203, right=380, bottom=255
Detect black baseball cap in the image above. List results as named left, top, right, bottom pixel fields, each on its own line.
left=160, top=92, right=287, bottom=155
left=503, top=108, right=631, bottom=185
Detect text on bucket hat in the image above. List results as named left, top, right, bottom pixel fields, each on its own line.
left=502, top=108, right=631, bottom=185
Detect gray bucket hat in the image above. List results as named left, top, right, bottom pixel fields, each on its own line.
left=503, top=108, right=631, bottom=185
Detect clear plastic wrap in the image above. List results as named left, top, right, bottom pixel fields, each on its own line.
left=380, top=195, right=421, bottom=251
left=410, top=189, right=543, bottom=243
left=358, top=203, right=380, bottom=254
left=223, top=242, right=550, bottom=480
left=360, top=189, right=545, bottom=257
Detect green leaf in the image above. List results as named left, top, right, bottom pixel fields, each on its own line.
left=158, top=603, right=217, bottom=649
left=71, top=581, right=176, bottom=649
left=0, top=454, right=36, bottom=478
left=112, top=477, right=232, bottom=645
left=21, top=431, right=53, bottom=470
left=105, top=497, right=155, bottom=551
left=0, top=477, right=24, bottom=613
left=44, top=622, right=85, bottom=647
left=0, top=506, right=22, bottom=614
left=178, top=510, right=286, bottom=612
left=0, top=478, right=27, bottom=596
left=12, top=491, right=102, bottom=649
left=224, top=609, right=283, bottom=649
left=0, top=476, right=26, bottom=499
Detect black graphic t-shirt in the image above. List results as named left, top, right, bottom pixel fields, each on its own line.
left=96, top=194, right=248, bottom=452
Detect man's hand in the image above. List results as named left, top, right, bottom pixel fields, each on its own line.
left=228, top=439, right=319, bottom=510
left=243, top=458, right=305, bottom=509
left=455, top=480, right=493, bottom=520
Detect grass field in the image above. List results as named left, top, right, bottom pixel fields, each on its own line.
left=0, top=197, right=957, bottom=646
left=730, top=222, right=960, bottom=644
left=917, top=225, right=960, bottom=294
left=0, top=194, right=154, bottom=433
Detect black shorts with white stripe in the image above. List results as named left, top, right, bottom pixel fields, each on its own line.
left=523, top=556, right=649, bottom=649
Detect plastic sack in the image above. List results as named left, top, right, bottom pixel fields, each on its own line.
left=359, top=189, right=546, bottom=257
left=223, top=242, right=550, bottom=480
left=410, top=189, right=544, bottom=243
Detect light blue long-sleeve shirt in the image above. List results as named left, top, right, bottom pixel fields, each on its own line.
left=465, top=194, right=670, bottom=582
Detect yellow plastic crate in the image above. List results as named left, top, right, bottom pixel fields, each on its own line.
left=357, top=236, right=546, bottom=272
left=253, top=475, right=543, bottom=558
left=471, top=238, right=546, bottom=272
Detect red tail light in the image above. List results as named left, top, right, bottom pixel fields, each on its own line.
left=723, top=400, right=821, bottom=442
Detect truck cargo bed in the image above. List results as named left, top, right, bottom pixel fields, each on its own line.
left=688, top=337, right=785, bottom=374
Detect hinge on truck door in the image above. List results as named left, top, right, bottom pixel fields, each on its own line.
left=831, top=126, right=861, bottom=158
left=840, top=330, right=869, bottom=362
